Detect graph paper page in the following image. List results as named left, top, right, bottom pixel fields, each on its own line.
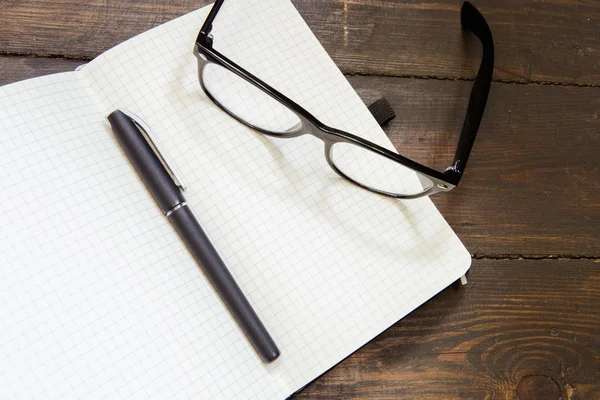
left=0, top=74, right=284, bottom=398
left=83, top=0, right=471, bottom=396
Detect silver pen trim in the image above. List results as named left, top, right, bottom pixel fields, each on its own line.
left=165, top=202, right=188, bottom=217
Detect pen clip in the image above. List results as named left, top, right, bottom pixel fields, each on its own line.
left=117, top=109, right=187, bottom=191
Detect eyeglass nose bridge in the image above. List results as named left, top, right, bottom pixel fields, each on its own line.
left=292, top=113, right=354, bottom=146
left=290, top=113, right=326, bottom=139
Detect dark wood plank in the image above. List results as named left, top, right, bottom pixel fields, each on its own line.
left=0, top=0, right=599, bottom=85
left=297, top=0, right=600, bottom=85
left=0, top=0, right=212, bottom=59
left=0, top=56, right=82, bottom=86
left=294, top=259, right=600, bottom=400
left=348, top=75, right=600, bottom=257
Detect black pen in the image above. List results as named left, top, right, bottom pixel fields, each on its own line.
left=107, top=109, right=280, bottom=363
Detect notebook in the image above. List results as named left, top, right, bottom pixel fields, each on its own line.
left=0, top=0, right=471, bottom=398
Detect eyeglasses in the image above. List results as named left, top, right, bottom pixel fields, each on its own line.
left=193, top=0, right=494, bottom=199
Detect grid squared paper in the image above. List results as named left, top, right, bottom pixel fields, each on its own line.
left=0, top=0, right=471, bottom=399
left=0, top=73, right=277, bottom=399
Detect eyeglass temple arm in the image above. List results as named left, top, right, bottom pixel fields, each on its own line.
left=447, top=2, right=494, bottom=180
left=198, top=0, right=226, bottom=46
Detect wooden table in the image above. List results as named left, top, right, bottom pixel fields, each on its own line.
left=1, top=1, right=598, bottom=398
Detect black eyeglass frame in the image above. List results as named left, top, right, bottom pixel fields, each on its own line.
left=193, top=0, right=494, bottom=199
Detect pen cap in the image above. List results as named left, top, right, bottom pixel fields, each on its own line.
left=108, top=110, right=185, bottom=214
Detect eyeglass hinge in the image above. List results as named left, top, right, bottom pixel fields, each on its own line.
left=444, top=162, right=463, bottom=185
left=197, top=29, right=214, bottom=48
left=445, top=160, right=461, bottom=174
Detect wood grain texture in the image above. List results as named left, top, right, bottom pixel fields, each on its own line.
left=348, top=75, right=600, bottom=257
left=0, top=0, right=212, bottom=59
left=296, top=0, right=600, bottom=85
left=0, top=0, right=599, bottom=85
left=294, top=259, right=600, bottom=400
left=0, top=56, right=82, bottom=86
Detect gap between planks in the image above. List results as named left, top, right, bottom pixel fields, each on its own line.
left=2, top=52, right=599, bottom=89
left=472, top=254, right=600, bottom=261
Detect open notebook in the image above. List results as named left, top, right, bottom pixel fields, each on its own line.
left=0, top=0, right=471, bottom=398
